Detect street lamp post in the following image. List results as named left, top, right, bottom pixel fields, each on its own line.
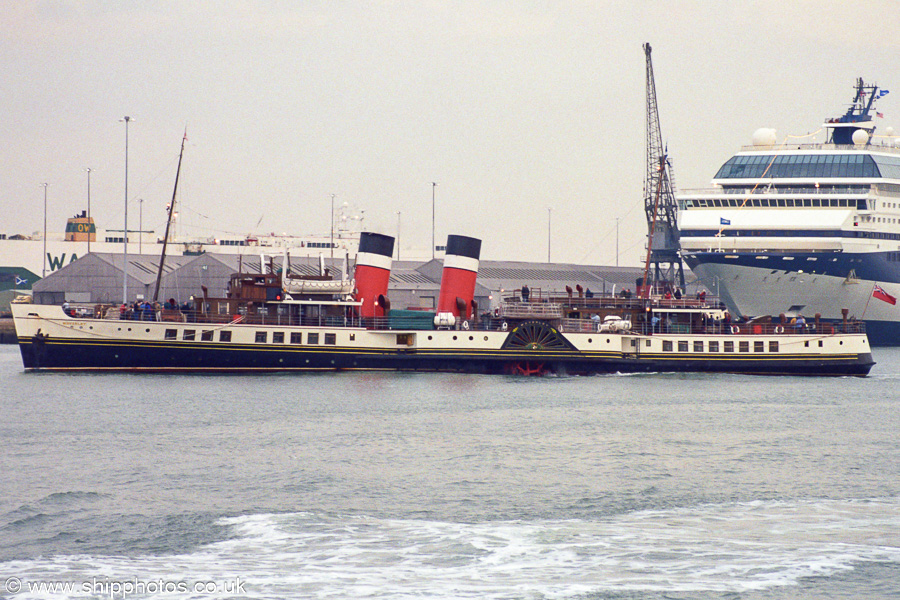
left=431, top=182, right=437, bottom=259
left=41, top=183, right=48, bottom=278
left=396, top=211, right=401, bottom=260
left=330, top=194, right=335, bottom=260
left=85, top=168, right=92, bottom=254
left=615, top=217, right=620, bottom=267
left=138, top=198, right=143, bottom=255
left=121, top=116, right=132, bottom=305
left=547, top=207, right=551, bottom=263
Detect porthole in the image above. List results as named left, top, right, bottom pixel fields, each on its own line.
left=588, top=338, right=592, bottom=343
left=469, top=336, right=474, bottom=341
left=483, top=336, right=488, bottom=341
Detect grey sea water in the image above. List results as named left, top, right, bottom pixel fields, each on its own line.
left=1, top=344, right=899, bottom=599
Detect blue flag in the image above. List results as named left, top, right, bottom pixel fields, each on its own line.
left=720, top=217, right=731, bottom=225
left=879, top=89, right=890, bottom=97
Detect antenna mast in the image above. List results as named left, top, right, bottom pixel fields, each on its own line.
left=643, top=43, right=685, bottom=293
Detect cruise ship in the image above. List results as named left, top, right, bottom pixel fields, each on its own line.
left=678, top=78, right=900, bottom=346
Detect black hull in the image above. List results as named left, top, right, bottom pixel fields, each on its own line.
left=18, top=338, right=875, bottom=377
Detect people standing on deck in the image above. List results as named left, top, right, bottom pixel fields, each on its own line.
left=521, top=285, right=530, bottom=302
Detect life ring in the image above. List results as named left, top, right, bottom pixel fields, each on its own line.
left=462, top=320, right=470, bottom=331
left=597, top=323, right=603, bottom=333
left=730, top=325, right=740, bottom=334
left=775, top=325, right=784, bottom=334
left=501, top=321, right=508, bottom=332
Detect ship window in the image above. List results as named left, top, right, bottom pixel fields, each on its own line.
left=724, top=341, right=734, bottom=352
left=693, top=341, right=704, bottom=352
left=350, top=333, right=356, bottom=341
left=201, top=330, right=213, bottom=341
left=678, top=341, right=689, bottom=352
left=739, top=341, right=750, bottom=353
left=769, top=341, right=779, bottom=352
left=183, top=329, right=195, bottom=341
left=709, top=341, right=719, bottom=352
left=219, top=330, right=231, bottom=342
left=663, top=340, right=673, bottom=352
left=325, top=333, right=337, bottom=345
left=754, top=341, right=765, bottom=352
left=165, top=329, right=177, bottom=340
left=218, top=303, right=229, bottom=315
left=273, top=332, right=285, bottom=344
left=819, top=340, right=823, bottom=347
left=255, top=331, right=267, bottom=343
left=290, top=332, right=302, bottom=344
left=308, top=332, right=319, bottom=345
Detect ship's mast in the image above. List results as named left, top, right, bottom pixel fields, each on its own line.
left=642, top=43, right=685, bottom=293
left=152, top=130, right=187, bottom=303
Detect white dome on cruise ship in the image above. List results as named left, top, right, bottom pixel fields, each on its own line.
left=852, top=129, right=869, bottom=145
left=885, top=126, right=895, bottom=137
left=751, top=128, right=777, bottom=146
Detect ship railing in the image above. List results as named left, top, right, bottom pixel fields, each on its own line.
left=632, top=320, right=866, bottom=336
left=738, top=142, right=900, bottom=153
left=679, top=185, right=873, bottom=197
left=60, top=304, right=867, bottom=336
left=499, top=301, right=565, bottom=319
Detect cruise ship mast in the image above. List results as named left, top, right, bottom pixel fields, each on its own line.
left=642, top=43, right=685, bottom=292
left=826, top=78, right=883, bottom=145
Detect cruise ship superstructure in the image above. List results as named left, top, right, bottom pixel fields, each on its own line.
left=678, top=78, right=900, bottom=345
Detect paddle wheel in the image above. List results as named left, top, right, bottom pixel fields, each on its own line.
left=500, top=320, right=575, bottom=376
left=504, top=361, right=547, bottom=376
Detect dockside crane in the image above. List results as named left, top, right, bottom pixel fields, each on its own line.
left=641, top=43, right=685, bottom=295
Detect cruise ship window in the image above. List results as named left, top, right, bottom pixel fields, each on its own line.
left=739, top=341, right=750, bottom=353
left=219, top=330, right=231, bottom=342
left=255, top=331, right=267, bottom=344
left=290, top=332, right=302, bottom=344
left=273, top=332, right=285, bottom=344
left=754, top=341, right=765, bottom=353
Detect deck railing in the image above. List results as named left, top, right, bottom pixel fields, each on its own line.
left=58, top=302, right=866, bottom=336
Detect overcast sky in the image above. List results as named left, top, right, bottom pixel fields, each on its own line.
left=3, top=1, right=898, bottom=264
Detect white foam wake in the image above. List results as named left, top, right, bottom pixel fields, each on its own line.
left=4, top=498, right=900, bottom=599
